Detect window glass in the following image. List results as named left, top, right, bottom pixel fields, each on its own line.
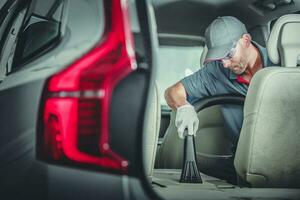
left=0, top=0, right=18, bottom=42
left=0, top=0, right=27, bottom=79
left=32, top=0, right=63, bottom=22
left=0, top=1, right=7, bottom=11
left=12, top=0, right=64, bottom=70
left=156, top=45, right=203, bottom=106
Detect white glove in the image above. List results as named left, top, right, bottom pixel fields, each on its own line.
left=175, top=103, right=199, bottom=139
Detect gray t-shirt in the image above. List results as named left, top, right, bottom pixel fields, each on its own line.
left=181, top=42, right=273, bottom=144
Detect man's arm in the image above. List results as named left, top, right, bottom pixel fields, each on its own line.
left=164, top=64, right=219, bottom=138
left=165, top=63, right=215, bottom=109
left=164, top=81, right=199, bottom=138
left=164, top=81, right=188, bottom=110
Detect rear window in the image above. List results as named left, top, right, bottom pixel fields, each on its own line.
left=157, top=45, right=203, bottom=106
left=12, top=0, right=64, bottom=71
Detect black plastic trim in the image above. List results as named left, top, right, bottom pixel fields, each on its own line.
left=193, top=94, right=245, bottom=112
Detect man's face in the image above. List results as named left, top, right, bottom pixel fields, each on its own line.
left=221, top=39, right=248, bottom=75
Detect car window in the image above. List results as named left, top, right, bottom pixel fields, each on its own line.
left=0, top=0, right=27, bottom=81
left=11, top=0, right=64, bottom=71
left=156, top=45, right=203, bottom=106
left=0, top=0, right=18, bottom=49
left=0, top=1, right=8, bottom=10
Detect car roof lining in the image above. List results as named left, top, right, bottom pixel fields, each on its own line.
left=152, top=0, right=300, bottom=44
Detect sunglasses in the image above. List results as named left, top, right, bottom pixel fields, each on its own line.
left=222, top=42, right=238, bottom=60
left=204, top=41, right=239, bottom=64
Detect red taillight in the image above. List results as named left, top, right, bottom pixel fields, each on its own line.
left=38, top=0, right=136, bottom=173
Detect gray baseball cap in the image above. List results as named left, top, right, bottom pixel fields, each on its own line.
left=204, top=16, right=247, bottom=62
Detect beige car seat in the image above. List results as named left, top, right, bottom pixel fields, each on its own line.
left=234, top=14, right=300, bottom=188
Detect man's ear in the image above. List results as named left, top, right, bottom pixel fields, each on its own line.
left=242, top=34, right=252, bottom=47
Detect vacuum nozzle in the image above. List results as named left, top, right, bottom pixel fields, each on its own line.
left=180, top=133, right=202, bottom=183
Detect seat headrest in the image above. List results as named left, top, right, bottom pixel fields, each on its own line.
left=267, top=14, right=300, bottom=67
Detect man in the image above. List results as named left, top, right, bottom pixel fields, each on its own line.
left=164, top=16, right=273, bottom=182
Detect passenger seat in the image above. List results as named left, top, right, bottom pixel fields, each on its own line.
left=234, top=14, right=300, bottom=187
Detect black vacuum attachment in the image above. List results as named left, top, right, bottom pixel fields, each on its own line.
left=180, top=131, right=202, bottom=183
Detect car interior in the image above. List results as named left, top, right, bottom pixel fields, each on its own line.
left=137, top=0, right=300, bottom=199
left=0, top=0, right=300, bottom=199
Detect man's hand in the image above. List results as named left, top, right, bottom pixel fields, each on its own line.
left=175, top=104, right=199, bottom=139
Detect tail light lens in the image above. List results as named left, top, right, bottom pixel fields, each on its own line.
left=38, top=0, right=136, bottom=173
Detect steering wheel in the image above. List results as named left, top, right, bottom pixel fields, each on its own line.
left=193, top=94, right=245, bottom=112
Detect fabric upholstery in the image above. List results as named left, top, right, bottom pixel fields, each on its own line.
left=234, top=67, right=300, bottom=187
left=143, top=82, right=161, bottom=181
left=267, top=14, right=300, bottom=66
left=235, top=14, right=300, bottom=187
left=143, top=2, right=161, bottom=182
left=156, top=105, right=233, bottom=171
